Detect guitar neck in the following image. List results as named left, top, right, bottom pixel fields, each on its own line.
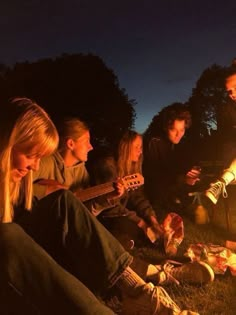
left=75, top=181, right=115, bottom=202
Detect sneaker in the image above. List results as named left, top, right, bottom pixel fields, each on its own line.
left=205, top=180, right=227, bottom=204
left=149, top=261, right=214, bottom=286
left=122, top=282, right=199, bottom=314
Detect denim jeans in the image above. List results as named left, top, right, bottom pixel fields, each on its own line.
left=0, top=190, right=132, bottom=314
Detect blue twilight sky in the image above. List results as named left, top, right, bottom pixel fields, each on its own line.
left=1, top=0, right=236, bottom=132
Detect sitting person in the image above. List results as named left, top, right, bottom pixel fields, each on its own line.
left=90, top=130, right=197, bottom=259
left=88, top=130, right=165, bottom=249
left=0, top=97, right=204, bottom=315
left=206, top=65, right=236, bottom=204
left=33, top=116, right=93, bottom=199
left=143, top=103, right=201, bottom=216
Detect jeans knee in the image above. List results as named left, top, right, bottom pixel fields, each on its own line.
left=0, top=223, right=26, bottom=247
left=57, top=189, right=88, bottom=214
left=0, top=223, right=29, bottom=276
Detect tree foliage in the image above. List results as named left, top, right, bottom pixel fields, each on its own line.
left=143, top=63, right=233, bottom=161
left=0, top=53, right=136, bottom=148
left=187, top=64, right=228, bottom=140
left=144, top=63, right=230, bottom=144
left=1, top=54, right=234, bottom=156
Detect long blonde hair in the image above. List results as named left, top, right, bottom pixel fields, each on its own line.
left=117, top=130, right=143, bottom=178
left=0, top=97, right=59, bottom=222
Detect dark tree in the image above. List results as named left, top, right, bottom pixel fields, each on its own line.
left=186, top=64, right=230, bottom=160
left=0, top=53, right=136, bottom=149
left=187, top=64, right=228, bottom=140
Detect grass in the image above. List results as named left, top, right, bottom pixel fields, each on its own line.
left=131, top=209, right=236, bottom=315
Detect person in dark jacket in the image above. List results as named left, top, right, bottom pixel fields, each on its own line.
left=143, top=103, right=201, bottom=217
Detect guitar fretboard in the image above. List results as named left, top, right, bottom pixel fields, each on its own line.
left=75, top=182, right=115, bottom=202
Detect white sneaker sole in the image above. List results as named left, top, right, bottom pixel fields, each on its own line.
left=197, top=261, right=215, bottom=283
left=205, top=191, right=218, bottom=204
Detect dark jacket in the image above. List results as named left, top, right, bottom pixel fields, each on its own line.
left=143, top=136, right=194, bottom=211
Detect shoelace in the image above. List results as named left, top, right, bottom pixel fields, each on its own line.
left=150, top=285, right=181, bottom=313
left=221, top=182, right=228, bottom=198
left=161, top=262, right=180, bottom=285
left=210, top=181, right=228, bottom=198
left=148, top=283, right=199, bottom=315
left=146, top=283, right=159, bottom=314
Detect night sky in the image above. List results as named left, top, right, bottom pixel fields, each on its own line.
left=1, top=0, right=236, bottom=132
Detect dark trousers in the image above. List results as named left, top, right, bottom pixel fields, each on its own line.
left=0, top=190, right=132, bottom=315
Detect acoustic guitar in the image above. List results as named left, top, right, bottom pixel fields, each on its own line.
left=35, top=173, right=144, bottom=202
